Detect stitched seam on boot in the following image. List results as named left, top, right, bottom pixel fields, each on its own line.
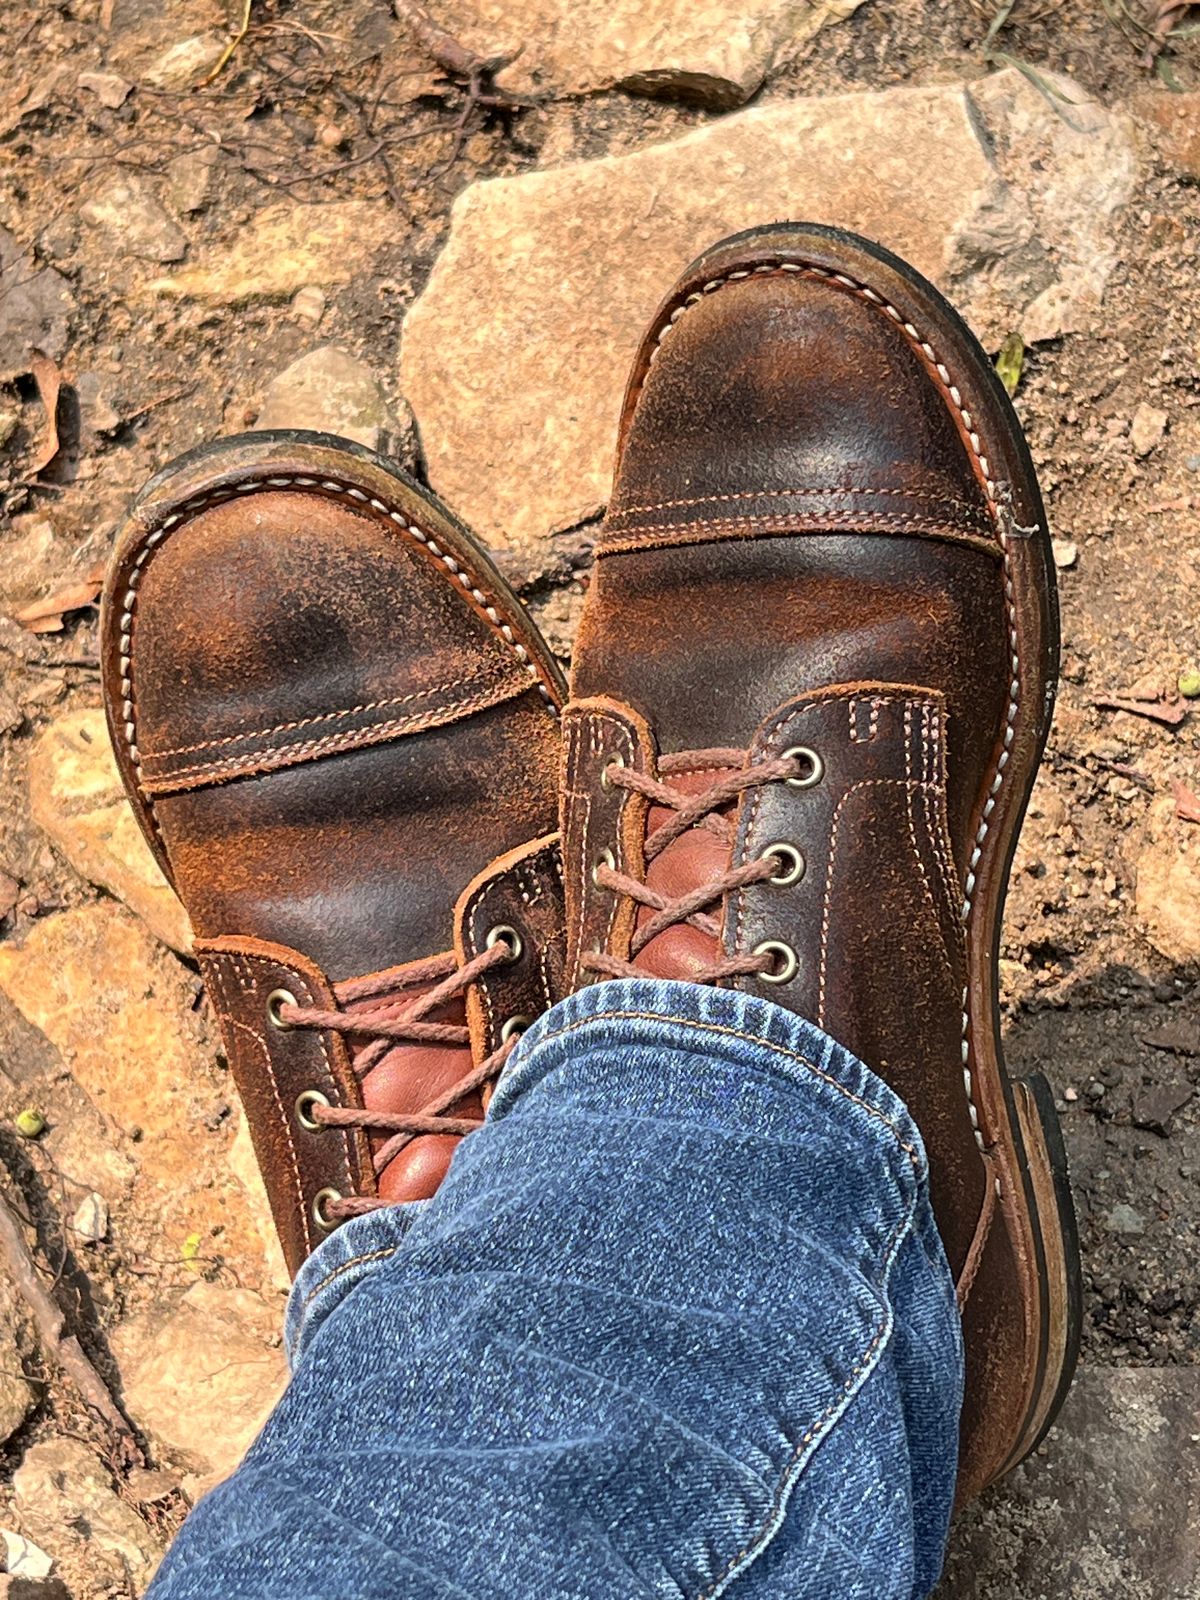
left=636, top=260, right=1024, bottom=1163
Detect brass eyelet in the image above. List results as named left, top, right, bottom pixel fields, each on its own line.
left=500, top=1014, right=533, bottom=1043
left=484, top=924, right=524, bottom=964
left=760, top=842, right=805, bottom=886
left=294, top=1088, right=331, bottom=1131
left=592, top=846, right=616, bottom=887
left=753, top=939, right=799, bottom=985
left=600, top=753, right=626, bottom=792
left=311, top=1187, right=342, bottom=1230
left=781, top=746, right=824, bottom=789
left=266, top=988, right=298, bottom=1029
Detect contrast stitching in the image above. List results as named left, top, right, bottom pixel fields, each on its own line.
left=641, top=259, right=1022, bottom=1180
left=608, top=483, right=992, bottom=523
left=461, top=871, right=499, bottom=1048
left=140, top=676, right=529, bottom=790
left=117, top=473, right=559, bottom=838
left=142, top=664, right=519, bottom=761
left=537, top=1010, right=919, bottom=1161
left=207, top=955, right=313, bottom=1256
left=696, top=1186, right=918, bottom=1599
left=817, top=779, right=966, bottom=1055
left=300, top=1245, right=399, bottom=1312
left=599, top=512, right=1002, bottom=558
left=919, top=703, right=966, bottom=929
left=902, top=706, right=959, bottom=998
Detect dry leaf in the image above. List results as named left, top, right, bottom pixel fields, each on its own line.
left=13, top=563, right=104, bottom=633
left=1173, top=778, right=1200, bottom=824
left=28, top=349, right=62, bottom=474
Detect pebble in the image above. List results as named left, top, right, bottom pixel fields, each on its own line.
left=255, top=346, right=415, bottom=461
left=290, top=285, right=326, bottom=327
left=1052, top=537, right=1078, bottom=569
left=71, top=1191, right=109, bottom=1244
left=1105, top=1203, right=1147, bottom=1236
left=77, top=70, right=132, bottom=109
left=0, top=1531, right=53, bottom=1580
left=1130, top=401, right=1169, bottom=457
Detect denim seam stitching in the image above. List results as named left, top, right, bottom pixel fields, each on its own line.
left=299, top=1245, right=400, bottom=1313
left=532, top=1009, right=920, bottom=1163
left=696, top=1184, right=920, bottom=1599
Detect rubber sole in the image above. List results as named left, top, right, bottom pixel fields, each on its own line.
left=615, top=222, right=1082, bottom=1492
left=100, top=429, right=568, bottom=892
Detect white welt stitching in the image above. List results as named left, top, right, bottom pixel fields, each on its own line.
left=647, top=258, right=1022, bottom=1154
left=118, top=473, right=560, bottom=839
left=143, top=663, right=518, bottom=761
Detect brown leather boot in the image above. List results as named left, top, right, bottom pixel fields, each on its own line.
left=560, top=224, right=1080, bottom=1500
left=101, top=432, right=566, bottom=1276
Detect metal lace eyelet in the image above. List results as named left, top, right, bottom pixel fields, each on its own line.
left=753, top=939, right=799, bottom=984
left=600, top=753, right=626, bottom=791
left=592, top=846, right=616, bottom=887
left=266, top=988, right=298, bottom=1029
left=294, top=1088, right=331, bottom=1131
left=759, top=842, right=805, bottom=886
left=485, top=924, right=524, bottom=964
left=781, top=746, right=824, bottom=788
left=500, top=1014, right=533, bottom=1043
left=311, top=1187, right=342, bottom=1230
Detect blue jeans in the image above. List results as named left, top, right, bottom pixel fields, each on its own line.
left=148, top=979, right=964, bottom=1599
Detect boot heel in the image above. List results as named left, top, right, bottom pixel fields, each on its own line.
left=1005, top=1072, right=1083, bottom=1468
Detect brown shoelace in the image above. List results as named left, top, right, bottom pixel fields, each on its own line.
left=583, top=748, right=807, bottom=985
left=278, top=942, right=520, bottom=1220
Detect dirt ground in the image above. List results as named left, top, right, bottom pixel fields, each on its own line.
left=0, top=0, right=1198, bottom=1594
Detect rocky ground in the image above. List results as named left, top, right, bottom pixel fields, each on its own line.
left=0, top=0, right=1198, bottom=1595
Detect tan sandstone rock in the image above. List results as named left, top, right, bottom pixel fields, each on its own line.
left=0, top=903, right=273, bottom=1276
left=111, top=1280, right=288, bottom=1484
left=12, top=1438, right=160, bottom=1590
left=28, top=709, right=191, bottom=954
left=401, top=68, right=1135, bottom=550
left=1134, top=795, right=1200, bottom=965
left=417, top=0, right=864, bottom=108
left=148, top=201, right=383, bottom=305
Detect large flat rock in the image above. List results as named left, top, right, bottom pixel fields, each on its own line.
left=417, top=0, right=864, bottom=109
left=940, top=1367, right=1200, bottom=1597
left=0, top=903, right=277, bottom=1280
left=402, top=69, right=1135, bottom=550
left=29, top=709, right=191, bottom=954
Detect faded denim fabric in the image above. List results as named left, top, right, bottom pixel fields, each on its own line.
left=148, top=978, right=963, bottom=1600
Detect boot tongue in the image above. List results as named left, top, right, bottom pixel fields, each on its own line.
left=633, top=762, right=738, bottom=982
left=344, top=983, right=481, bottom=1205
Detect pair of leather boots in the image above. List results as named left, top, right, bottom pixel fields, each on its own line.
left=100, top=224, right=1080, bottom=1501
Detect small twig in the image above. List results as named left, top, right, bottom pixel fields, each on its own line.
left=393, top=0, right=509, bottom=79
left=393, top=0, right=526, bottom=171
left=197, top=0, right=253, bottom=88
left=1092, top=694, right=1188, bottom=728
left=120, top=380, right=200, bottom=425
left=1090, top=756, right=1155, bottom=791
left=0, top=1183, right=143, bottom=1468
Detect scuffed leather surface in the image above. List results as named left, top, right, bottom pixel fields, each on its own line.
left=103, top=440, right=565, bottom=1274
left=456, top=833, right=567, bottom=1061
left=564, top=231, right=1060, bottom=1497
left=127, top=487, right=560, bottom=979
left=197, top=936, right=373, bottom=1271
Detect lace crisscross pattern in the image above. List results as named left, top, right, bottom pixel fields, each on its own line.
left=279, top=941, right=518, bottom=1221
left=583, top=748, right=807, bottom=985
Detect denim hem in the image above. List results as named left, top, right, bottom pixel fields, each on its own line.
left=494, top=978, right=929, bottom=1184
left=284, top=1200, right=428, bottom=1362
